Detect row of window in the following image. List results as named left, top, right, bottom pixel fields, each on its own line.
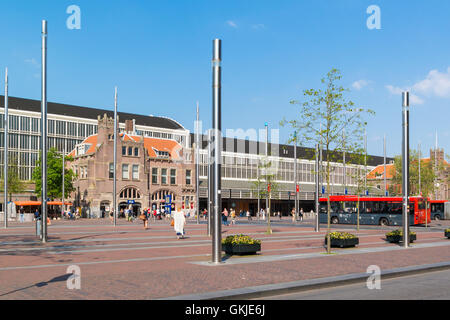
left=151, top=168, right=192, bottom=185
left=122, top=146, right=139, bottom=157
left=0, top=133, right=81, bottom=152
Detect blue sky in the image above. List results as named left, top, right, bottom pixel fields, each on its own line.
left=0, top=0, right=449, bottom=158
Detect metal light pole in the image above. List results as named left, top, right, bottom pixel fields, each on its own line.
left=257, top=158, right=260, bottom=220
left=211, top=39, right=222, bottom=264
left=62, top=147, right=65, bottom=216
left=294, top=131, right=298, bottom=221
left=315, top=143, right=320, bottom=232
left=384, top=134, right=387, bottom=196
left=207, top=129, right=212, bottom=237
left=418, top=141, right=421, bottom=196
left=265, top=122, right=268, bottom=217
left=402, top=91, right=410, bottom=248
left=343, top=129, right=346, bottom=196
left=364, top=129, right=367, bottom=196
left=41, top=20, right=48, bottom=243
left=113, top=86, right=118, bottom=227
left=196, top=102, right=200, bottom=225
left=3, top=68, right=8, bottom=229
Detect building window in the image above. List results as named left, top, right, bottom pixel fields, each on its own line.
left=132, top=164, right=139, bottom=180
left=170, top=169, right=176, bottom=185
left=109, top=163, right=114, bottom=179
left=152, top=168, right=158, bottom=184
left=122, top=146, right=126, bottom=156
left=134, top=148, right=138, bottom=156
left=128, top=147, right=132, bottom=156
left=122, top=164, right=129, bottom=179
left=186, top=170, right=192, bottom=185
left=161, top=168, right=167, bottom=185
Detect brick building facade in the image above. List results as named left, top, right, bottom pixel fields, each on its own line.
left=68, top=114, right=196, bottom=217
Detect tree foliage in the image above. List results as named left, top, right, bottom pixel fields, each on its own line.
left=0, top=155, right=27, bottom=201
left=32, top=148, right=76, bottom=199
left=280, top=68, right=374, bottom=253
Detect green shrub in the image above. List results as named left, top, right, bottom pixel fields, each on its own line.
left=325, top=231, right=358, bottom=240
left=386, top=229, right=416, bottom=237
left=222, top=234, right=261, bottom=245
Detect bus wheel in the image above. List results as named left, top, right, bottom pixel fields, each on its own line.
left=379, top=218, right=389, bottom=226
left=434, top=215, right=441, bottom=221
left=331, top=217, right=339, bottom=224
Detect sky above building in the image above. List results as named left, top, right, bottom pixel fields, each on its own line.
left=0, top=0, right=449, bottom=158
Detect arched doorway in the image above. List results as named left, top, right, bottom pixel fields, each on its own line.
left=119, top=186, right=142, bottom=217
left=151, top=190, right=176, bottom=214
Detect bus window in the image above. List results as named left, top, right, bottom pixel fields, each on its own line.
left=319, top=203, right=327, bottom=213
left=409, top=202, right=415, bottom=215
left=344, top=202, right=357, bottom=213
left=388, top=202, right=402, bottom=214
left=365, top=202, right=374, bottom=214
left=418, top=201, right=425, bottom=210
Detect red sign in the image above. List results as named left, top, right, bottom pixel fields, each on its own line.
left=268, top=184, right=271, bottom=192
left=296, top=185, right=299, bottom=192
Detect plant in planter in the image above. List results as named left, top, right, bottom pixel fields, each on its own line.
left=385, top=229, right=417, bottom=243
left=324, top=231, right=359, bottom=248
left=445, top=229, right=450, bottom=239
left=222, top=234, right=261, bottom=255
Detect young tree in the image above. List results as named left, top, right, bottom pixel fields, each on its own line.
left=250, top=156, right=280, bottom=234
left=32, top=148, right=76, bottom=200
left=281, top=68, right=374, bottom=253
left=0, top=155, right=27, bottom=201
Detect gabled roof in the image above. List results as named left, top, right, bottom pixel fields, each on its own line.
left=69, top=133, right=183, bottom=160
left=367, top=163, right=395, bottom=180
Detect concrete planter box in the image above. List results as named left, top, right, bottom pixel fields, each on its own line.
left=386, top=234, right=416, bottom=243
left=325, top=237, right=359, bottom=248
left=222, top=243, right=261, bottom=255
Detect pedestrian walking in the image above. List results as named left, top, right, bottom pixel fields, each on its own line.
left=231, top=209, right=236, bottom=225
left=19, top=206, right=25, bottom=223
left=291, top=208, right=296, bottom=223
left=140, top=209, right=149, bottom=230
left=299, top=208, right=304, bottom=222
left=173, top=207, right=186, bottom=239
left=246, top=210, right=251, bottom=221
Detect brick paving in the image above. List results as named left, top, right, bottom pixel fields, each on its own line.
left=0, top=217, right=450, bottom=299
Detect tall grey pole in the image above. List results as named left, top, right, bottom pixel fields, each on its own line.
left=196, top=102, right=200, bottom=225
left=384, top=134, right=387, bottom=196
left=41, top=20, right=48, bottom=243
left=418, top=141, right=421, bottom=196
left=435, top=131, right=438, bottom=200
left=207, top=129, right=212, bottom=236
left=364, top=129, right=367, bottom=195
left=211, top=39, right=222, bottom=263
left=113, top=86, right=118, bottom=227
left=294, top=131, right=298, bottom=221
left=265, top=123, right=268, bottom=216
left=343, top=129, right=346, bottom=195
left=402, top=91, right=410, bottom=248
left=62, top=147, right=65, bottom=216
left=315, top=144, right=320, bottom=232
left=257, top=159, right=260, bottom=220
left=3, top=68, right=8, bottom=228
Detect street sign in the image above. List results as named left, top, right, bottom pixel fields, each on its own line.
left=321, top=186, right=325, bottom=194
left=296, top=185, right=299, bottom=193
left=365, top=190, right=369, bottom=196
left=345, top=188, right=348, bottom=195
left=127, top=200, right=135, bottom=204
left=385, top=191, right=389, bottom=196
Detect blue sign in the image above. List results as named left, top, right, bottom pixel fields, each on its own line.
left=365, top=190, right=369, bottom=196
left=127, top=200, right=135, bottom=204
left=345, top=188, right=348, bottom=195
left=321, top=186, right=325, bottom=194
left=385, top=191, right=389, bottom=196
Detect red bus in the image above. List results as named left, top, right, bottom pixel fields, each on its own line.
left=429, top=200, right=448, bottom=220
left=319, top=195, right=430, bottom=226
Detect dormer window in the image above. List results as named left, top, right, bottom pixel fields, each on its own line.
left=153, top=147, right=169, bottom=159
left=76, top=143, right=90, bottom=156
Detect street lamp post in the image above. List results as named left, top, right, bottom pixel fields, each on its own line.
left=315, top=143, right=320, bottom=232
left=294, top=131, right=298, bottom=222
left=62, top=147, right=65, bottom=217
left=41, top=20, right=48, bottom=243
left=207, top=129, right=212, bottom=237
left=402, top=91, right=410, bottom=248
left=384, top=134, right=387, bottom=196
left=113, top=86, right=118, bottom=227
left=196, top=102, right=200, bottom=225
left=3, top=68, right=8, bottom=229
left=211, top=39, right=222, bottom=264
left=265, top=122, right=268, bottom=217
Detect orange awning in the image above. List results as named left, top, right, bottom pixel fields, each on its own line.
left=48, top=201, right=73, bottom=206
left=14, top=201, right=73, bottom=206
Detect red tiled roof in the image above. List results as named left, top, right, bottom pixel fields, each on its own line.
left=69, top=133, right=182, bottom=160
left=367, top=164, right=395, bottom=180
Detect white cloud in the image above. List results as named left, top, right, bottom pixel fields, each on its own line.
left=251, top=24, right=265, bottom=30
left=386, top=67, right=450, bottom=105
left=412, top=67, right=450, bottom=98
left=226, top=20, right=238, bottom=28
left=352, top=80, right=370, bottom=90
left=385, top=85, right=424, bottom=105
left=25, top=58, right=40, bottom=68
